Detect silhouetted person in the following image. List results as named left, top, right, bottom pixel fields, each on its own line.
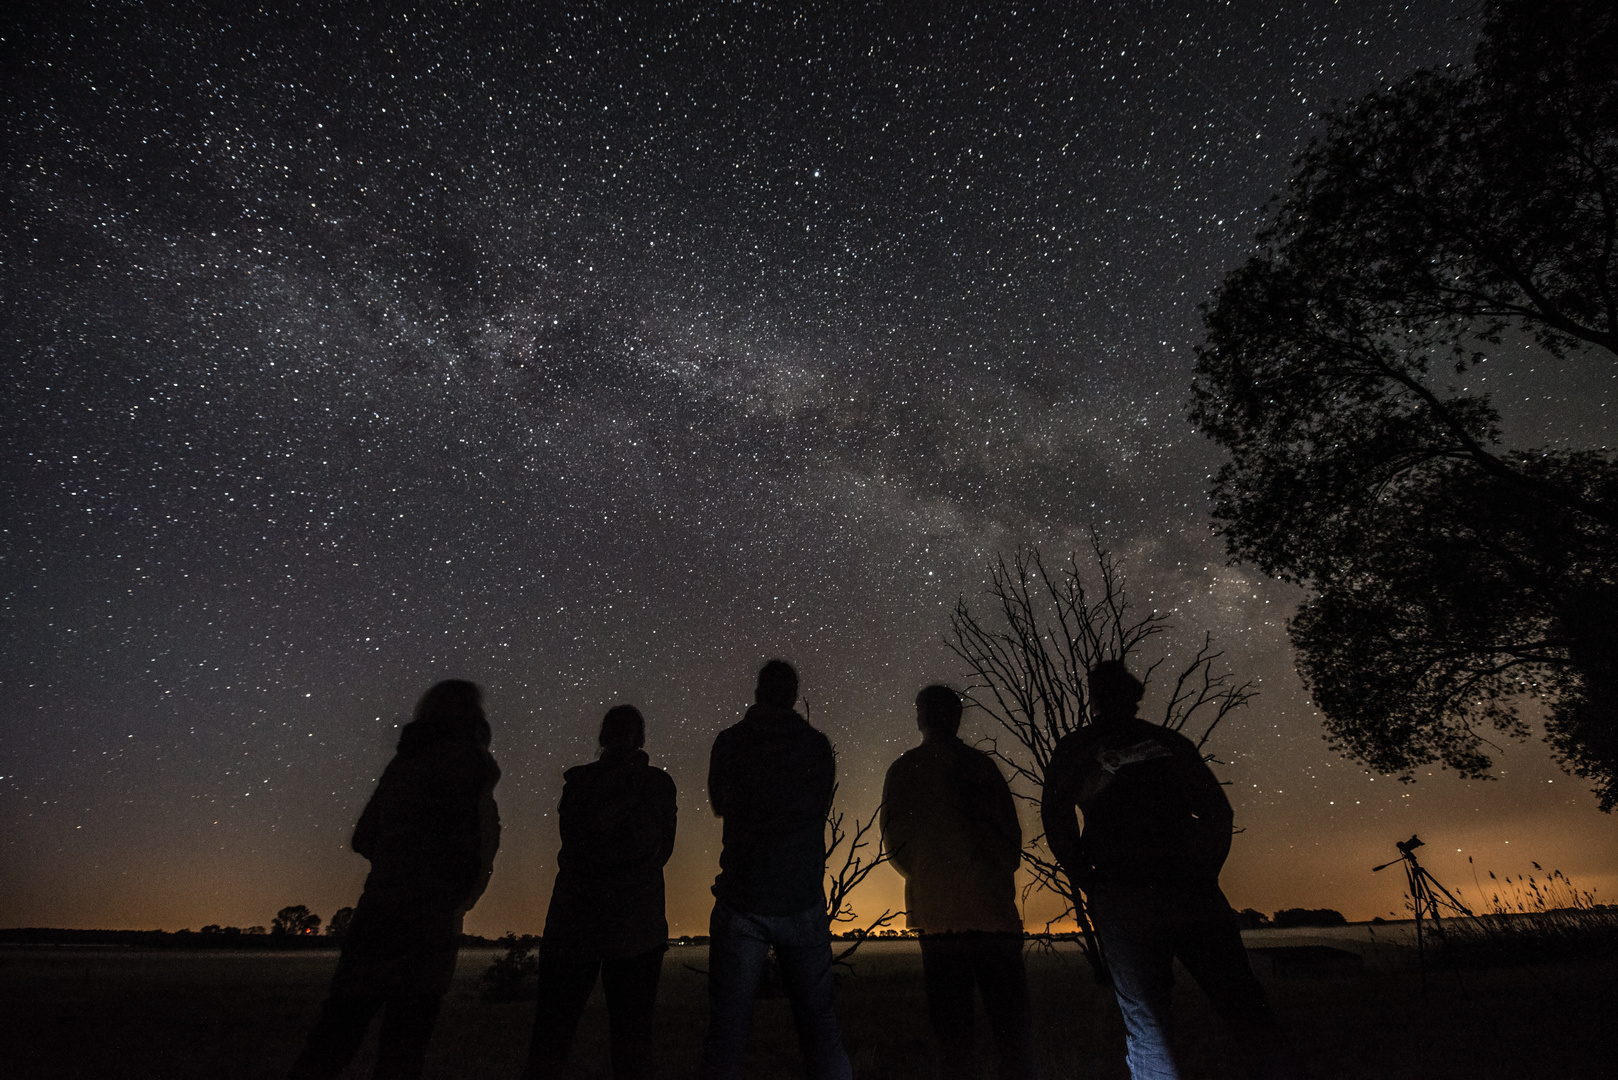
left=699, top=659, right=852, bottom=1080
left=882, top=685, right=1040, bottom=1080
left=290, top=680, right=501, bottom=1080
left=524, top=705, right=677, bottom=1080
left=1041, top=661, right=1301, bottom=1080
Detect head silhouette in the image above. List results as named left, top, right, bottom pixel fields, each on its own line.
left=405, top=679, right=490, bottom=747
left=599, top=704, right=646, bottom=753
left=1088, top=660, right=1143, bottom=726
left=916, top=684, right=963, bottom=739
left=755, top=659, right=799, bottom=709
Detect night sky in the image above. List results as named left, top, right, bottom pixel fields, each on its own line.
left=5, top=1, right=1615, bottom=938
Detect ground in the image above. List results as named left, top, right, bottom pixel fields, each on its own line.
left=1, top=931, right=1612, bottom=1078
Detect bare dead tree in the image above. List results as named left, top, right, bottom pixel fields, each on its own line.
left=948, top=537, right=1256, bottom=980
left=825, top=784, right=900, bottom=966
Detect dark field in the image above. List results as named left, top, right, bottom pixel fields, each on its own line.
left=2, top=934, right=1614, bottom=1079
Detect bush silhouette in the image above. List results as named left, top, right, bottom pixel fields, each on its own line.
left=1271, top=908, right=1347, bottom=929
left=271, top=905, right=321, bottom=936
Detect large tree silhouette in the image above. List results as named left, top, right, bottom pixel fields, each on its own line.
left=1191, top=0, right=1618, bottom=807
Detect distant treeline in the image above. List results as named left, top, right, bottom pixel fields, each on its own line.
left=2, top=918, right=1381, bottom=949
left=1236, top=908, right=1349, bottom=930
left=6, top=913, right=1400, bottom=949
left=0, top=928, right=504, bottom=949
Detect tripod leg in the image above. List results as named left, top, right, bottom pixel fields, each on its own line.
left=1408, top=864, right=1427, bottom=1001
left=1414, top=868, right=1473, bottom=1005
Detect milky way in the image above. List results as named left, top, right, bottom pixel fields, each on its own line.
left=5, top=2, right=1613, bottom=936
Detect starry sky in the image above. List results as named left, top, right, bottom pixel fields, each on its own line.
left=5, top=1, right=1616, bottom=938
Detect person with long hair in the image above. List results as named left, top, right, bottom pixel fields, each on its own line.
left=524, top=705, right=677, bottom=1080
left=290, top=680, right=502, bottom=1080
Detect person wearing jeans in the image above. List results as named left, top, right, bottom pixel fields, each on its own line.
left=703, top=897, right=851, bottom=1080
left=699, top=659, right=852, bottom=1080
left=1086, top=879, right=1302, bottom=1079
left=1041, top=661, right=1303, bottom=1080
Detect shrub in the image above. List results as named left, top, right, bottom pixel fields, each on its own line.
left=480, top=933, right=542, bottom=1002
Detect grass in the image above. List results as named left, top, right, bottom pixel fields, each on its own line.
left=1, top=935, right=1614, bottom=1078
left=1435, top=864, right=1618, bottom=967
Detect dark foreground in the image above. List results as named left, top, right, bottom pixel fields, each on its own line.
left=1, top=935, right=1613, bottom=1079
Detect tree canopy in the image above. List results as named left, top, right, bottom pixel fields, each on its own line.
left=271, top=904, right=321, bottom=936
left=1190, top=0, right=1618, bottom=807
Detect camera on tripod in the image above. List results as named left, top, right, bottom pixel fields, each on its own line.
left=1372, top=833, right=1474, bottom=998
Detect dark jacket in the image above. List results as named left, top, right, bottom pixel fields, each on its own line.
left=351, top=715, right=502, bottom=912
left=882, top=737, right=1022, bottom=934
left=708, top=703, right=836, bottom=916
left=542, top=748, right=678, bottom=959
left=1040, top=717, right=1231, bottom=890
left=335, top=714, right=501, bottom=996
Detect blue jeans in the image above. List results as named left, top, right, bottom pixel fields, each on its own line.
left=699, top=897, right=853, bottom=1080
left=1087, top=881, right=1302, bottom=1080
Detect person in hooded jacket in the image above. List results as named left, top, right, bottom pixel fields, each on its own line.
left=699, top=659, right=851, bottom=1080
left=290, top=679, right=501, bottom=1080
left=524, top=705, right=677, bottom=1080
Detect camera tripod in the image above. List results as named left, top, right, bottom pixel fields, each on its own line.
left=1373, top=835, right=1475, bottom=998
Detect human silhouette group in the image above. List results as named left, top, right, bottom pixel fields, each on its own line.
left=290, top=660, right=1302, bottom=1080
